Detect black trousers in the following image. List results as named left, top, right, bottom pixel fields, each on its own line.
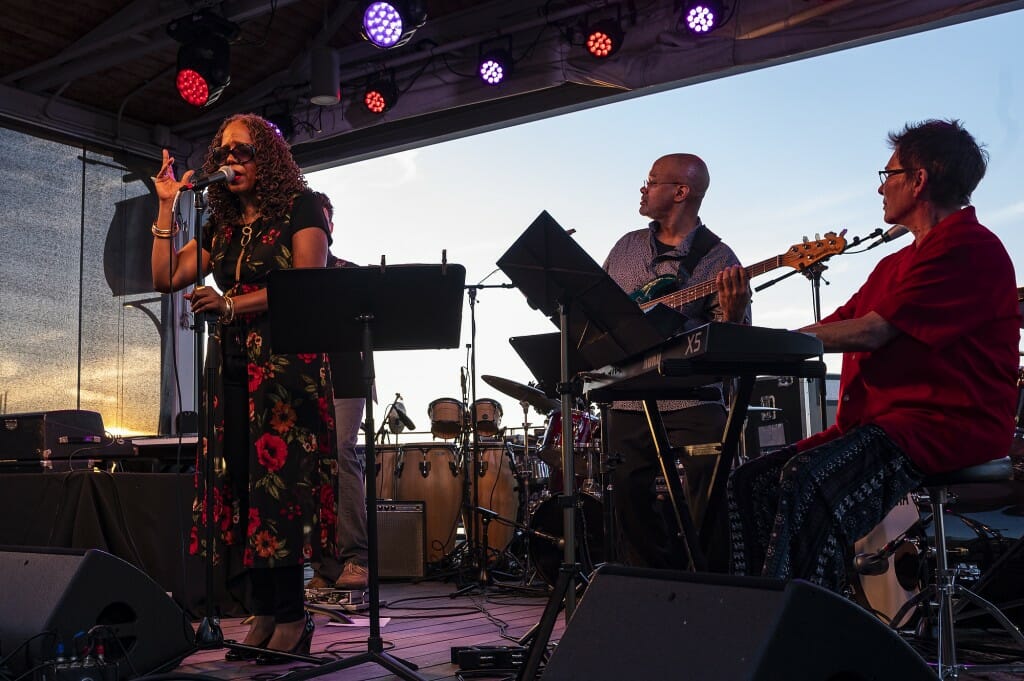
left=608, top=404, right=726, bottom=570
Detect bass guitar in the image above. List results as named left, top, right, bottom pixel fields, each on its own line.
left=630, top=231, right=847, bottom=310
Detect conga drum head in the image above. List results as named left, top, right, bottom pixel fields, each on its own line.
left=428, top=398, right=465, bottom=440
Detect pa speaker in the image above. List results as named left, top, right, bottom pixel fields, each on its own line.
left=0, top=547, right=194, bottom=678
left=541, top=565, right=932, bottom=681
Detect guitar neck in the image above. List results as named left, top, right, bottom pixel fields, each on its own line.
left=641, top=255, right=782, bottom=310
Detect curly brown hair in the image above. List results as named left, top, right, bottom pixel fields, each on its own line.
left=202, top=113, right=309, bottom=228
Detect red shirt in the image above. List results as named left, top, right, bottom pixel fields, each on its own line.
left=797, top=207, right=1020, bottom=474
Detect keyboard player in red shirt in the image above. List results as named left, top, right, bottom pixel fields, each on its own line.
left=727, top=119, right=1021, bottom=591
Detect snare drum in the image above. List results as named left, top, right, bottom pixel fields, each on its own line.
left=470, top=398, right=503, bottom=437
left=395, top=443, right=463, bottom=562
left=428, top=398, right=465, bottom=440
left=468, top=444, right=520, bottom=556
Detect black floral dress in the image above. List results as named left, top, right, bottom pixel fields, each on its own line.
left=190, top=190, right=338, bottom=570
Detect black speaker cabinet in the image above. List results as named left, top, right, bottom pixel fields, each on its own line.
left=0, top=547, right=193, bottom=678
left=376, top=501, right=426, bottom=578
left=541, top=565, right=933, bottom=681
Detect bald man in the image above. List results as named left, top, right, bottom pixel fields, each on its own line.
left=602, top=153, right=750, bottom=570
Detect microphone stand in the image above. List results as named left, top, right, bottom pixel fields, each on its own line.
left=453, top=282, right=514, bottom=597
left=755, top=228, right=878, bottom=437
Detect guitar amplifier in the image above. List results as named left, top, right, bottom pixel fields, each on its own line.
left=0, top=410, right=105, bottom=464
left=376, top=501, right=426, bottom=578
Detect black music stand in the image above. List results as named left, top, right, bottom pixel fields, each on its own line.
left=497, top=211, right=692, bottom=680
left=268, top=263, right=465, bottom=681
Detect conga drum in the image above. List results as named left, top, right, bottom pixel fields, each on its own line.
left=468, top=443, right=520, bottom=557
left=395, top=443, right=463, bottom=563
left=470, top=398, right=503, bottom=437
left=374, top=443, right=400, bottom=499
left=428, top=398, right=465, bottom=440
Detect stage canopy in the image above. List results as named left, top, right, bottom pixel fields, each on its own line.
left=1, top=0, right=1021, bottom=170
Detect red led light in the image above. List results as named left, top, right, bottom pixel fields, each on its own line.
left=176, top=69, right=210, bottom=106
left=586, top=31, right=614, bottom=58
left=364, top=89, right=388, bottom=114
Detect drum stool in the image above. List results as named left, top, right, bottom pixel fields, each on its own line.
left=890, top=456, right=1024, bottom=679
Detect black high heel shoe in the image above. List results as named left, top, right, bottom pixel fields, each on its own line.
left=254, top=613, right=315, bottom=665
left=224, top=633, right=272, bottom=661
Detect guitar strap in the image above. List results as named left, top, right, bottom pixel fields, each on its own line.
left=676, top=223, right=721, bottom=284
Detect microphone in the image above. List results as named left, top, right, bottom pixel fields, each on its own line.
left=866, top=224, right=909, bottom=250
left=181, top=166, right=236, bottom=192
left=392, top=395, right=416, bottom=431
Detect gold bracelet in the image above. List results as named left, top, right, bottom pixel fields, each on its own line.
left=221, top=294, right=235, bottom=324
left=151, top=221, right=180, bottom=239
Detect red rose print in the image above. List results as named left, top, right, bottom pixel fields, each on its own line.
left=255, top=433, right=288, bottom=472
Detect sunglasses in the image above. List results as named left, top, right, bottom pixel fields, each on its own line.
left=210, top=143, right=256, bottom=166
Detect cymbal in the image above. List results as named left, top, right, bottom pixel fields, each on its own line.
left=482, top=375, right=560, bottom=413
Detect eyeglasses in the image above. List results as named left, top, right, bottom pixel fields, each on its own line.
left=642, top=179, right=685, bottom=190
left=210, top=143, right=256, bottom=166
left=878, top=168, right=915, bottom=184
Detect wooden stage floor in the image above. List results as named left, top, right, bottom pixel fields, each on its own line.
left=170, top=574, right=1024, bottom=681
left=176, top=578, right=562, bottom=681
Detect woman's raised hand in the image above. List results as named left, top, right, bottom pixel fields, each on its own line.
left=154, top=149, right=195, bottom=202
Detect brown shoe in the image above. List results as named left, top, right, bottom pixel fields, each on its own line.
left=305, top=573, right=333, bottom=590
left=334, top=562, right=368, bottom=590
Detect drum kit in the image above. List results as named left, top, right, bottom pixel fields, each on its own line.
left=373, top=374, right=606, bottom=586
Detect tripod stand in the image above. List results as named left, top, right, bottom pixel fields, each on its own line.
left=267, top=263, right=465, bottom=681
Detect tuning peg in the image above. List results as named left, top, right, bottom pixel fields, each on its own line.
left=802, top=236, right=809, bottom=244
left=814, top=232, right=821, bottom=240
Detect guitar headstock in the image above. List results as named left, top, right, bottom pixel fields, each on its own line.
left=782, top=230, right=847, bottom=270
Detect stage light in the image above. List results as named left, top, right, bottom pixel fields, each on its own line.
left=683, top=1, right=726, bottom=34
left=266, top=112, right=294, bottom=141
left=478, top=49, right=512, bottom=86
left=584, top=19, right=624, bottom=59
left=363, top=76, right=397, bottom=114
left=309, top=47, right=340, bottom=106
left=167, top=11, right=238, bottom=107
left=361, top=1, right=427, bottom=49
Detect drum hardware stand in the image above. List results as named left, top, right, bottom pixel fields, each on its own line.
left=596, top=402, right=620, bottom=564
left=266, top=263, right=465, bottom=681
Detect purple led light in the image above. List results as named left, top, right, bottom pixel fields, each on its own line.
left=363, top=2, right=403, bottom=48
left=686, top=5, right=716, bottom=33
left=479, top=59, right=505, bottom=85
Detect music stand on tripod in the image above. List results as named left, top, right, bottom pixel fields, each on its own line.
left=497, top=211, right=685, bottom=680
left=268, top=262, right=465, bottom=681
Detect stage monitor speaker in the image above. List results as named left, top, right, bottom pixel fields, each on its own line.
left=540, top=565, right=933, bottom=681
left=376, top=501, right=426, bottom=578
left=0, top=547, right=194, bottom=679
